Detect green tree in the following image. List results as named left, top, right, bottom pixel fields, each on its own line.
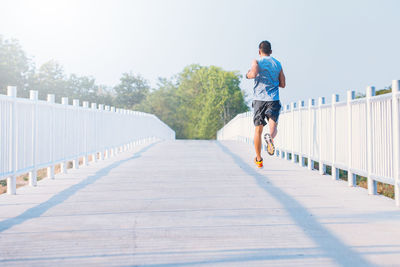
left=175, top=64, right=248, bottom=139
left=92, top=85, right=115, bottom=106
left=68, top=73, right=97, bottom=99
left=114, top=72, right=150, bottom=109
left=136, top=77, right=184, bottom=136
left=67, top=74, right=114, bottom=106
left=138, top=65, right=248, bottom=139
left=0, top=36, right=34, bottom=97
left=1, top=36, right=248, bottom=140
left=376, top=86, right=391, bottom=96
left=33, top=60, right=69, bottom=102
left=355, top=85, right=392, bottom=99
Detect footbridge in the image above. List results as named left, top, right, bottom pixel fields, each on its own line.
left=1, top=83, right=400, bottom=266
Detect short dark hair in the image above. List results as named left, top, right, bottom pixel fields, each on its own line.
left=259, top=40, right=272, bottom=55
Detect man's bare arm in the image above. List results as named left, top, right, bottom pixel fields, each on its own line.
left=279, top=69, right=286, bottom=88
left=246, top=59, right=259, bottom=79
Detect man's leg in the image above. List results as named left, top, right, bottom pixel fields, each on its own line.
left=254, top=125, right=264, bottom=161
left=268, top=118, right=278, bottom=139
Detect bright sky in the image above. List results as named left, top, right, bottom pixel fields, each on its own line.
left=1, top=0, right=399, bottom=105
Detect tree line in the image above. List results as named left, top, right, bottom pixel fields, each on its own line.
left=0, top=35, right=248, bottom=139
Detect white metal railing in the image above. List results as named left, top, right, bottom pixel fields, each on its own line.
left=1, top=86, right=175, bottom=194
left=217, top=80, right=400, bottom=206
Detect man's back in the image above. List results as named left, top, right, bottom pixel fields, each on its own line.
left=253, top=56, right=282, bottom=102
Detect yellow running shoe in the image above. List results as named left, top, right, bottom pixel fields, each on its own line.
left=264, top=133, right=275, bottom=156
left=255, top=157, right=263, bottom=168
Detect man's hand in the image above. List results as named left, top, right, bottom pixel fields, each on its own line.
left=246, top=59, right=259, bottom=79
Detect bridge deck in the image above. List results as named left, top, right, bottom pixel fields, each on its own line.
left=1, top=140, right=400, bottom=266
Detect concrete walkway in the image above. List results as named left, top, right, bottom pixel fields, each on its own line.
left=0, top=140, right=400, bottom=266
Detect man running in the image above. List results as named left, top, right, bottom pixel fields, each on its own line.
left=246, top=40, right=286, bottom=168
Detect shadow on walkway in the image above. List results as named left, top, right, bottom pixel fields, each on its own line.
left=217, top=141, right=374, bottom=267
left=0, top=142, right=159, bottom=233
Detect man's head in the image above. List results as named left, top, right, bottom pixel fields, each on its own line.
left=259, top=40, right=272, bottom=56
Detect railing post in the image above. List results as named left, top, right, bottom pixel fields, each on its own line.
left=392, top=80, right=400, bottom=206
left=118, top=108, right=124, bottom=153
left=60, top=97, right=69, bottom=174
left=7, top=86, right=17, bottom=194
left=285, top=105, right=291, bottom=160
left=347, top=91, right=356, bottom=186
left=82, top=101, right=89, bottom=166
left=120, top=109, right=124, bottom=152
left=116, top=108, right=123, bottom=154
left=98, top=104, right=104, bottom=160
left=131, top=111, right=136, bottom=148
left=278, top=105, right=284, bottom=159
left=122, top=109, right=125, bottom=150
left=121, top=109, right=125, bottom=151
left=127, top=110, right=132, bottom=150
left=104, top=105, right=110, bottom=159
left=308, top=98, right=315, bottom=170
left=47, top=94, right=55, bottom=179
left=29, top=90, right=38, bottom=186
left=110, top=106, right=116, bottom=156
left=366, top=86, right=377, bottom=195
left=123, top=110, right=128, bottom=151
left=72, top=99, right=80, bottom=169
left=318, top=97, right=326, bottom=175
left=291, top=102, right=296, bottom=163
left=298, top=100, right=305, bottom=166
left=331, top=94, right=339, bottom=180
left=91, top=103, right=97, bottom=162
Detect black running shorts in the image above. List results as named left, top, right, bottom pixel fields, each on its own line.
left=253, top=100, right=282, bottom=126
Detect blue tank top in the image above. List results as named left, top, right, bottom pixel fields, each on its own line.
left=253, top=56, right=282, bottom=101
